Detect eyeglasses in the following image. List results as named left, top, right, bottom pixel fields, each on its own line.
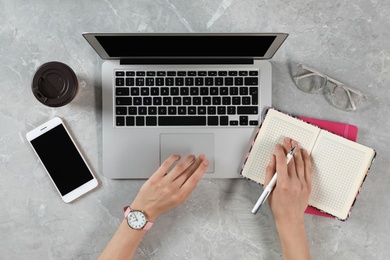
left=293, top=64, right=367, bottom=111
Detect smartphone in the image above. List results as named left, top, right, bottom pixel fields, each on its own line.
left=26, top=117, right=98, bottom=203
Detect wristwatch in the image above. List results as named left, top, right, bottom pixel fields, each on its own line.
left=123, top=206, right=153, bottom=230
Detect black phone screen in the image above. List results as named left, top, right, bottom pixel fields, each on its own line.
left=30, top=124, right=93, bottom=195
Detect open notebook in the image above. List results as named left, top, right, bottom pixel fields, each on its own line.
left=241, top=108, right=376, bottom=221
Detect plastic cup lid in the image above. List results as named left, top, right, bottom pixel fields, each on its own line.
left=31, top=61, right=78, bottom=107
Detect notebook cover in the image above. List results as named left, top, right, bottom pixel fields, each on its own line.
left=298, top=116, right=358, bottom=218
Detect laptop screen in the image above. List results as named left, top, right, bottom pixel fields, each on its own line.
left=83, top=33, right=288, bottom=60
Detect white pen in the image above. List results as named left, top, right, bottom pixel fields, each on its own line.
left=251, top=146, right=296, bottom=214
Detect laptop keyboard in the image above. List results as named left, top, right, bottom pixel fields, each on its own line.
left=114, top=70, right=260, bottom=127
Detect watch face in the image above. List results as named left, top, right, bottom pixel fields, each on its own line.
left=127, top=210, right=147, bottom=230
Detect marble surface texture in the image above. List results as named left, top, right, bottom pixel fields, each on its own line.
left=1, top=1, right=390, bottom=259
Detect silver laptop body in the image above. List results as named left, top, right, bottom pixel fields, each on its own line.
left=83, top=33, right=288, bottom=179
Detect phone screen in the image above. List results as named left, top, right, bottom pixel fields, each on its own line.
left=30, top=124, right=94, bottom=196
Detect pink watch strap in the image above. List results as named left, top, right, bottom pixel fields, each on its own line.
left=123, top=206, right=153, bottom=230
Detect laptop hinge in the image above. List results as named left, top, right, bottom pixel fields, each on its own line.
left=120, top=58, right=254, bottom=65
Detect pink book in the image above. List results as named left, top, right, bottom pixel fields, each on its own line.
left=298, top=116, right=358, bottom=218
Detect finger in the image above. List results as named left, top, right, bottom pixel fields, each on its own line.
left=283, top=137, right=296, bottom=178
left=274, top=143, right=288, bottom=183
left=302, top=149, right=313, bottom=191
left=264, top=154, right=276, bottom=187
left=283, top=137, right=292, bottom=154
left=154, top=155, right=181, bottom=178
left=180, top=156, right=209, bottom=195
left=292, top=141, right=305, bottom=181
left=166, top=154, right=196, bottom=181
left=174, top=154, right=205, bottom=186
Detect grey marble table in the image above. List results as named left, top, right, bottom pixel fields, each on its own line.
left=1, top=1, right=389, bottom=259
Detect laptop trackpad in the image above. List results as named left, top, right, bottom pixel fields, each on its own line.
left=160, top=133, right=215, bottom=173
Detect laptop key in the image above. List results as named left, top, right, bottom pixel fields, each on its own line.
left=185, top=77, right=194, bottom=86
left=153, top=97, right=162, bottom=105
left=159, top=116, right=207, bottom=126
left=220, top=116, right=229, bottom=125
left=237, top=106, right=258, bottom=114
left=158, top=107, right=167, bottom=115
left=156, top=78, right=164, bottom=86
left=166, top=78, right=174, bottom=86
left=178, top=107, right=187, bottom=115
left=240, top=116, right=248, bottom=126
left=215, top=77, right=223, bottom=85
left=133, top=97, right=142, bottom=105
left=116, top=97, right=132, bottom=105
left=175, top=78, right=184, bottom=86
left=126, top=78, right=134, bottom=86
left=208, top=116, right=218, bottom=126
left=168, top=107, right=177, bottom=115
left=116, top=88, right=129, bottom=96
left=227, top=106, right=236, bottom=114
left=138, top=107, right=147, bottom=115
left=116, top=78, right=124, bottom=86
left=244, top=77, right=258, bottom=85
left=141, top=88, right=149, bottom=96
left=242, top=97, right=251, bottom=105
left=116, top=116, right=125, bottom=126
left=128, top=107, right=137, bottom=115
left=130, top=87, right=139, bottom=96
left=195, top=78, right=204, bottom=86
left=183, top=97, right=191, bottom=105
left=146, top=78, right=154, bottom=86
left=188, top=107, right=196, bottom=114
left=148, top=107, right=157, bottom=115
left=146, top=116, right=157, bottom=126
left=136, top=78, right=144, bottom=86
left=250, top=120, right=259, bottom=126
left=136, top=116, right=145, bottom=126
left=126, top=116, right=135, bottom=126
left=151, top=87, right=159, bottom=96
left=235, top=77, right=244, bottom=86
left=225, top=77, right=233, bottom=85
left=116, top=107, right=127, bottom=115
left=250, top=87, right=258, bottom=105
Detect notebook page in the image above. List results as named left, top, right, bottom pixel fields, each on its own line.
left=242, top=109, right=320, bottom=183
left=309, top=130, right=375, bottom=220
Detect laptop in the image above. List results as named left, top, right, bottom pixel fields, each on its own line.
left=82, top=33, right=288, bottom=179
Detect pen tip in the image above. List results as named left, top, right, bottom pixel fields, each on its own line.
left=290, top=146, right=296, bottom=154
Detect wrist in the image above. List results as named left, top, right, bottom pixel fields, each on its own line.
left=130, top=202, right=158, bottom=222
left=275, top=218, right=310, bottom=260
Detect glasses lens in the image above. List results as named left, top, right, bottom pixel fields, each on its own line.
left=326, top=84, right=366, bottom=111
left=294, top=65, right=326, bottom=93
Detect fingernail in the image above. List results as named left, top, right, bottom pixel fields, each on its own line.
left=284, top=137, right=291, bottom=143
left=203, top=159, right=209, bottom=166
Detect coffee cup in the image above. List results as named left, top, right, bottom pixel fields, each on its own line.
left=31, top=61, right=79, bottom=107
